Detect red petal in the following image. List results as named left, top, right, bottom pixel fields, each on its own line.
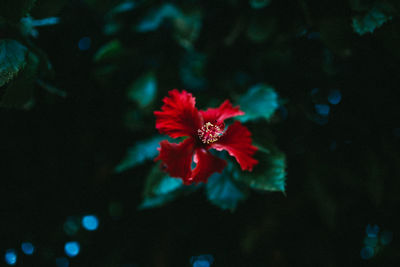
left=154, top=89, right=202, bottom=138
left=191, top=149, right=227, bottom=184
left=155, top=138, right=195, bottom=182
left=211, top=121, right=258, bottom=171
left=200, top=100, right=244, bottom=124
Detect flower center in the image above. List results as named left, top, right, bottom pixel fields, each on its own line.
left=197, top=122, right=223, bottom=144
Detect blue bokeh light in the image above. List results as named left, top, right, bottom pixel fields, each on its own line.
left=328, top=89, right=341, bottom=105
left=64, top=241, right=80, bottom=257
left=193, top=260, right=210, bottom=267
left=315, top=104, right=330, bottom=116
left=21, top=242, right=35, bottom=255
left=366, top=224, right=380, bottom=237
left=78, top=37, right=91, bottom=51
left=190, top=255, right=214, bottom=267
left=56, top=257, right=69, bottom=267
left=360, top=246, right=374, bottom=260
left=82, top=215, right=99, bottom=231
left=4, top=249, right=17, bottom=265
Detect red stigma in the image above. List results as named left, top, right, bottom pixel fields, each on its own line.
left=197, top=122, right=224, bottom=144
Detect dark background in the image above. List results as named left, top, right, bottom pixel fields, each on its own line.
left=1, top=0, right=400, bottom=266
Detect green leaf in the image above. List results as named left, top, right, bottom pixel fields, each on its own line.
left=206, top=169, right=248, bottom=212
left=0, top=0, right=36, bottom=22
left=0, top=39, right=28, bottom=87
left=36, top=79, right=67, bottom=98
left=115, top=135, right=165, bottom=173
left=172, top=9, right=202, bottom=49
left=93, top=39, right=124, bottom=62
left=139, top=165, right=184, bottom=209
left=135, top=4, right=180, bottom=32
left=106, top=1, right=135, bottom=18
left=237, top=84, right=279, bottom=122
left=180, top=51, right=207, bottom=90
left=249, top=0, right=271, bottom=9
left=236, top=148, right=286, bottom=192
left=127, top=71, right=157, bottom=108
left=135, top=4, right=202, bottom=49
left=1, top=45, right=39, bottom=109
left=352, top=4, right=393, bottom=35
left=246, top=16, right=276, bottom=43
left=20, top=16, right=61, bottom=38
left=103, top=1, right=135, bottom=35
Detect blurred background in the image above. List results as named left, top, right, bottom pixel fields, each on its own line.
left=1, top=0, right=400, bottom=266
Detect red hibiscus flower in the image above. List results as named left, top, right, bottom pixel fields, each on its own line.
left=154, top=89, right=258, bottom=185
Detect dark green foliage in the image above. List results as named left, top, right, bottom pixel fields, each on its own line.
left=0, top=39, right=27, bottom=87
left=0, top=0, right=36, bottom=22
left=206, top=166, right=249, bottom=211
left=117, top=79, right=283, bottom=209
left=139, top=165, right=185, bottom=209
left=352, top=3, right=393, bottom=35
left=115, top=135, right=165, bottom=173
left=0, top=50, right=38, bottom=108
left=0, top=39, right=41, bottom=109
left=236, top=84, right=279, bottom=122
left=236, top=148, right=286, bottom=192
left=126, top=71, right=157, bottom=108
left=249, top=0, right=271, bottom=9
left=93, top=39, right=124, bottom=62
left=2, top=0, right=400, bottom=266
left=0, top=3, right=65, bottom=109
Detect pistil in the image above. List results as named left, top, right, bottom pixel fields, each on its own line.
left=197, top=122, right=224, bottom=144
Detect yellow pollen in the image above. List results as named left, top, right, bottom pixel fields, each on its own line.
left=197, top=122, right=223, bottom=144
